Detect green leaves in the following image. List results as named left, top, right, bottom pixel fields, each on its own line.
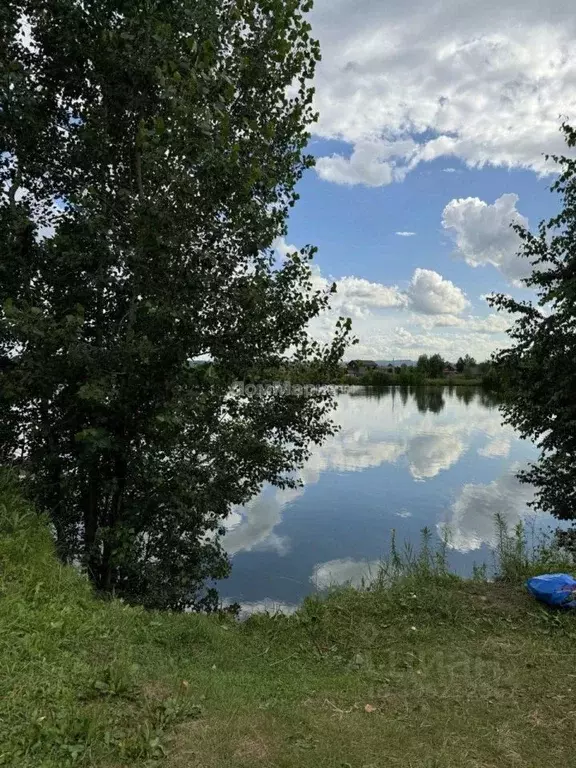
left=490, top=122, right=576, bottom=524
left=74, top=428, right=111, bottom=451
left=77, top=381, right=107, bottom=404
left=0, top=0, right=349, bottom=610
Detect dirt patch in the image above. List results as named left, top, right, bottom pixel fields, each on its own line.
left=233, top=735, right=270, bottom=761
left=140, top=680, right=174, bottom=702
left=166, top=714, right=278, bottom=768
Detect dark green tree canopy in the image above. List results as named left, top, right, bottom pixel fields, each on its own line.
left=0, top=0, right=351, bottom=609
left=489, top=123, right=576, bottom=522
left=456, top=354, right=476, bottom=374
left=416, top=353, right=444, bottom=378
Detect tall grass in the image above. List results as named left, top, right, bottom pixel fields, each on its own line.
left=493, top=514, right=574, bottom=583
left=316, top=517, right=576, bottom=599
left=368, top=526, right=452, bottom=589
left=3, top=470, right=576, bottom=767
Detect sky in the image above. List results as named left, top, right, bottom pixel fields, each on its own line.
left=276, top=0, right=576, bottom=362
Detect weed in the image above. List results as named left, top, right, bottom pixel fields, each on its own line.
left=2, top=470, right=576, bottom=767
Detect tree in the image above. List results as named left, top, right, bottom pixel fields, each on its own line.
left=489, top=123, right=576, bottom=525
left=456, top=354, right=476, bottom=374
left=427, top=353, right=445, bottom=378
left=0, top=0, right=351, bottom=609
left=416, top=354, right=429, bottom=373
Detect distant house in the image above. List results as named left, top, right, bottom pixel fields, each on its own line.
left=347, top=360, right=379, bottom=376
left=443, top=364, right=457, bottom=377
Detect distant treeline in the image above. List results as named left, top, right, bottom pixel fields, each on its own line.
left=231, top=352, right=505, bottom=390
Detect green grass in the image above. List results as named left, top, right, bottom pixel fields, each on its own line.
left=2, top=470, right=576, bottom=768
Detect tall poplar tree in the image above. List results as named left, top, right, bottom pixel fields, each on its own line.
left=0, top=0, right=350, bottom=608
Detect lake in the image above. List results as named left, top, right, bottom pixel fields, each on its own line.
left=218, top=386, right=546, bottom=613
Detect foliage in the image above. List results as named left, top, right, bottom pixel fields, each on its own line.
left=455, top=354, right=476, bottom=374
left=489, top=123, right=576, bottom=522
left=3, top=475, right=576, bottom=767
left=0, top=0, right=352, bottom=608
left=357, top=367, right=424, bottom=386
left=492, top=514, right=574, bottom=583
left=416, top=353, right=445, bottom=378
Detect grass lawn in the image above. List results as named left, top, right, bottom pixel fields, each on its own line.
left=2, top=472, right=576, bottom=768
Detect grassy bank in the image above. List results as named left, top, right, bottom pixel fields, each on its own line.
left=2, top=472, right=576, bottom=768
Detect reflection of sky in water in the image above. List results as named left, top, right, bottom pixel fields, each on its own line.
left=219, top=387, right=545, bottom=608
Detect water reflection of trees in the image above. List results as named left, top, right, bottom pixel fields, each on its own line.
left=453, top=387, right=476, bottom=406
left=346, top=385, right=500, bottom=414
left=346, top=385, right=392, bottom=401
left=413, top=387, right=445, bottom=414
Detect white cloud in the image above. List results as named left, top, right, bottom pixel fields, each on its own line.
left=310, top=2, right=576, bottom=185
left=407, top=431, right=465, bottom=480
left=328, top=320, right=508, bottom=362
left=311, top=558, right=382, bottom=589
left=478, top=436, right=511, bottom=459
left=439, top=466, right=536, bottom=552
left=396, top=231, right=416, bottom=237
left=272, top=236, right=298, bottom=260
left=276, top=232, right=510, bottom=357
left=311, top=278, right=511, bottom=360
left=223, top=486, right=303, bottom=556
left=332, top=275, right=406, bottom=312
left=313, top=265, right=470, bottom=319
left=406, top=268, right=470, bottom=315
left=316, top=139, right=417, bottom=186
left=442, top=193, right=531, bottom=283
left=414, top=312, right=511, bottom=334
left=228, top=600, right=299, bottom=617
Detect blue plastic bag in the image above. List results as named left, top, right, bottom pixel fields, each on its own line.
left=526, top=573, right=576, bottom=609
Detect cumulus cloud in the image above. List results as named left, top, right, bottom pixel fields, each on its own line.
left=306, top=265, right=511, bottom=358
left=314, top=265, right=469, bottom=318
left=396, top=231, right=416, bottom=237
left=439, top=466, right=536, bottom=552
left=223, top=486, right=303, bottom=556
left=272, top=236, right=298, bottom=260
left=310, top=1, right=576, bottom=185
left=414, top=312, right=511, bottom=334
left=316, top=139, right=418, bottom=186
left=442, top=194, right=531, bottom=283
left=333, top=275, right=406, bottom=312
left=311, top=558, right=382, bottom=589
left=406, top=268, right=470, bottom=315
left=478, top=436, right=512, bottom=459
left=406, top=431, right=465, bottom=480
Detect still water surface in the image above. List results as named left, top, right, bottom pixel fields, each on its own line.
left=219, top=386, right=545, bottom=612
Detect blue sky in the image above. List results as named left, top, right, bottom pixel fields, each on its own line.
left=275, top=0, right=576, bottom=361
